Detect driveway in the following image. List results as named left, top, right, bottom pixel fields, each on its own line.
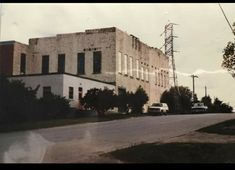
left=1, top=113, right=235, bottom=163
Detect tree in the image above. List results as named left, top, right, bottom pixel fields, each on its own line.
left=222, top=22, right=235, bottom=78
left=0, top=76, right=39, bottom=123
left=211, top=97, right=233, bottom=113
left=129, top=86, right=149, bottom=114
left=116, top=90, right=132, bottom=114
left=160, top=86, right=192, bottom=113
left=0, top=76, right=71, bottom=123
left=201, top=95, right=213, bottom=112
left=80, top=88, right=116, bottom=116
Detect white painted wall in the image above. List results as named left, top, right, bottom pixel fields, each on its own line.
left=10, top=74, right=64, bottom=98
left=10, top=74, right=115, bottom=108
left=62, top=74, right=115, bottom=107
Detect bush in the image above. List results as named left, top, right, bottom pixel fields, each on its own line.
left=80, top=88, right=116, bottom=116
left=37, top=93, right=71, bottom=120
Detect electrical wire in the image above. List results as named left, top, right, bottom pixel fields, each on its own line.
left=218, top=3, right=235, bottom=36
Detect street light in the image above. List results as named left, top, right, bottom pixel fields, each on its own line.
left=190, top=74, right=198, bottom=102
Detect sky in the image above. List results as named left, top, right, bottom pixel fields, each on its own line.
left=1, top=3, right=235, bottom=109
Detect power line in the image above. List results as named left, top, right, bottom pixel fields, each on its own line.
left=218, top=3, right=235, bottom=36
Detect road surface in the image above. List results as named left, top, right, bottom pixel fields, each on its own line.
left=1, top=113, right=235, bottom=163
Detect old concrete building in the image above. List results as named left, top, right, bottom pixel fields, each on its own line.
left=0, top=27, right=169, bottom=111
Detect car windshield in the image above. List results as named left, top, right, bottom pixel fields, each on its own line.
left=152, top=103, right=163, bottom=107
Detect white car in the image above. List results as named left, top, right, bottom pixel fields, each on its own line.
left=148, top=103, right=169, bottom=115
left=191, top=102, right=208, bottom=113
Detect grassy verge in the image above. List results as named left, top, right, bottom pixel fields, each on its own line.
left=0, top=113, right=146, bottom=133
left=197, top=119, right=235, bottom=135
left=107, top=142, right=235, bottom=163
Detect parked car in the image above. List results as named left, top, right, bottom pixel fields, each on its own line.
left=191, top=102, right=208, bottom=113
left=148, top=103, right=169, bottom=115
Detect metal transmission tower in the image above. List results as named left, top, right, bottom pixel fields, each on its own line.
left=160, top=23, right=179, bottom=87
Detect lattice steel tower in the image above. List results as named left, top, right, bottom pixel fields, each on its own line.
left=160, top=23, right=178, bottom=87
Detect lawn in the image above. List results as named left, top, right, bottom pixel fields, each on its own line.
left=197, top=118, right=235, bottom=135
left=0, top=113, right=146, bottom=133
left=107, top=142, right=235, bottom=163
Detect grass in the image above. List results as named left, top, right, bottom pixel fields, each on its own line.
left=107, top=142, right=235, bottom=163
left=197, top=119, right=235, bottom=135
left=0, top=113, right=146, bottom=133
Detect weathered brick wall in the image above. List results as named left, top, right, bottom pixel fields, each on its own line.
left=115, top=28, right=170, bottom=109
left=12, top=42, right=30, bottom=75
left=27, top=28, right=116, bottom=83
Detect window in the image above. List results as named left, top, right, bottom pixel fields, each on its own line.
left=118, top=52, right=122, bottom=73
left=43, top=86, right=51, bottom=98
left=161, top=71, right=163, bottom=87
left=78, top=87, right=83, bottom=100
left=20, top=53, right=26, bottom=74
left=164, top=74, right=166, bottom=88
left=123, top=54, right=127, bottom=75
left=158, top=71, right=161, bottom=86
left=129, top=56, right=133, bottom=77
left=141, top=67, right=144, bottom=80
left=155, top=71, right=158, bottom=85
left=42, top=55, right=49, bottom=74
left=58, top=54, right=65, bottom=73
left=136, top=60, right=139, bottom=79
left=145, top=68, right=149, bottom=81
left=77, top=53, right=85, bottom=75
left=93, top=51, right=102, bottom=74
left=69, top=87, right=74, bottom=99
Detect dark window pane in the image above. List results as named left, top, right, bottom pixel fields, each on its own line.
left=77, top=53, right=85, bottom=75
left=20, top=53, right=26, bottom=74
left=58, top=54, right=65, bottom=73
left=69, top=87, right=73, bottom=99
left=43, top=86, right=51, bottom=98
left=78, top=87, right=83, bottom=100
left=93, top=51, right=102, bottom=74
left=42, top=55, right=49, bottom=74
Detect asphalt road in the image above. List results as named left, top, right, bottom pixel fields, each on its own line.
left=1, top=113, right=235, bottom=163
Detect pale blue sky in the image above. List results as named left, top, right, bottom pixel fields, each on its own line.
left=1, top=3, right=235, bottom=108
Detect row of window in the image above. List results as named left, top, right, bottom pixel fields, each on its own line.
left=43, top=86, right=83, bottom=100
left=20, top=51, right=102, bottom=75
left=118, top=52, right=168, bottom=88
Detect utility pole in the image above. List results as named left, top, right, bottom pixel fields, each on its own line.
left=205, top=86, right=207, bottom=97
left=190, top=74, right=198, bottom=102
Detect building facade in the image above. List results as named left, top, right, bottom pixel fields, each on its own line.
left=0, top=27, right=170, bottom=111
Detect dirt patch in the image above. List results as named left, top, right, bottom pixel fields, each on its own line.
left=162, top=131, right=235, bottom=144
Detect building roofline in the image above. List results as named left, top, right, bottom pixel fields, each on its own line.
left=0, top=27, right=165, bottom=54
left=0, top=40, right=28, bottom=46
left=8, top=72, right=116, bottom=86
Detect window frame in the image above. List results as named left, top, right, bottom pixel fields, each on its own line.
left=93, top=51, right=102, bottom=74
left=20, top=53, right=26, bottom=74
left=77, top=52, right=85, bottom=75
